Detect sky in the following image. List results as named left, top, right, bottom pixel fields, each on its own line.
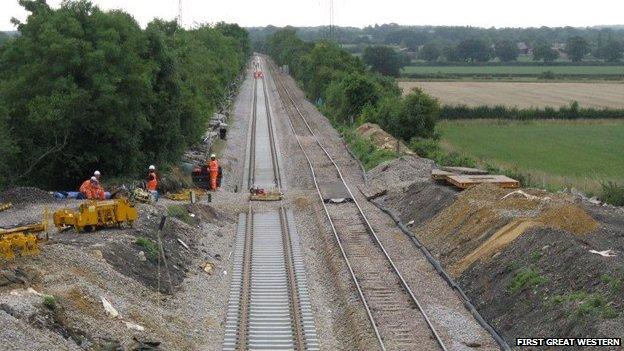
left=1, top=0, right=623, bottom=31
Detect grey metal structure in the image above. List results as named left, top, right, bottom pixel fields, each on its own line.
left=224, top=61, right=318, bottom=351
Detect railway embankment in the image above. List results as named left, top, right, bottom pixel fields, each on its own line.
left=370, top=155, right=624, bottom=347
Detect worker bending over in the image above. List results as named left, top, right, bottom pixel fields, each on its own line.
left=79, top=176, right=105, bottom=200
left=208, top=154, right=220, bottom=191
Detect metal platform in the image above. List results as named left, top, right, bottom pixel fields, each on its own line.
left=318, top=181, right=352, bottom=203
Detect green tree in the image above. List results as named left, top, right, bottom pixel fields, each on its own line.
left=324, top=72, right=381, bottom=124
left=419, top=43, right=441, bottom=62
left=456, top=39, right=491, bottom=62
left=566, top=36, right=589, bottom=62
left=266, top=27, right=307, bottom=68
left=399, top=88, right=439, bottom=139
left=0, top=1, right=249, bottom=189
left=296, top=41, right=364, bottom=101
left=362, top=45, right=406, bottom=77
left=533, top=44, right=559, bottom=62
left=494, top=40, right=518, bottom=62
left=594, top=40, right=623, bottom=62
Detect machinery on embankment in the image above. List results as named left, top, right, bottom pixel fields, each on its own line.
left=53, top=198, right=138, bottom=232
left=0, top=214, right=48, bottom=262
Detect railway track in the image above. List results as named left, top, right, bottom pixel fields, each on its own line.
left=271, top=61, right=449, bottom=351
left=223, top=61, right=318, bottom=351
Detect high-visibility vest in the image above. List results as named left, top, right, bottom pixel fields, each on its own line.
left=147, top=171, right=158, bottom=191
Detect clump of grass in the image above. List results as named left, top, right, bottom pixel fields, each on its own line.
left=530, top=250, right=542, bottom=263
left=43, top=295, right=57, bottom=310
left=341, top=128, right=397, bottom=170
left=135, top=237, right=157, bottom=259
left=600, top=182, right=624, bottom=206
left=508, top=268, right=548, bottom=294
left=167, top=205, right=193, bottom=224
left=552, top=291, right=618, bottom=319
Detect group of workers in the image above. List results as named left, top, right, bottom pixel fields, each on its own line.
left=79, top=165, right=159, bottom=200
left=77, top=154, right=220, bottom=200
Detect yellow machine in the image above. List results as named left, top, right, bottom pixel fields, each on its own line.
left=0, top=203, right=13, bottom=212
left=53, top=199, right=138, bottom=232
left=0, top=214, right=48, bottom=261
left=249, top=188, right=283, bottom=202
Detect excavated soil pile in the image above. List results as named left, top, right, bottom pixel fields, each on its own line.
left=1, top=187, right=54, bottom=204
left=411, top=183, right=599, bottom=276
left=460, top=207, right=624, bottom=343
left=355, top=123, right=413, bottom=155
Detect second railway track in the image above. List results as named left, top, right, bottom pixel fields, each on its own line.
left=223, top=59, right=319, bottom=351
left=270, top=60, right=449, bottom=351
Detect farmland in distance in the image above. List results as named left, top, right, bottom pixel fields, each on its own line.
left=399, top=81, right=624, bottom=108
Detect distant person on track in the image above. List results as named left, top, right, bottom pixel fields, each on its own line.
left=94, top=170, right=101, bottom=181
left=208, top=154, right=220, bottom=191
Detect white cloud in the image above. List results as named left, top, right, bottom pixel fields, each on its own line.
left=1, top=0, right=623, bottom=30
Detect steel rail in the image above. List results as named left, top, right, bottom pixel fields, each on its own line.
left=271, top=63, right=448, bottom=351
left=226, top=60, right=312, bottom=351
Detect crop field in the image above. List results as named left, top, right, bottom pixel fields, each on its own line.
left=439, top=119, right=624, bottom=193
left=399, top=81, right=624, bottom=108
left=401, top=65, right=624, bottom=75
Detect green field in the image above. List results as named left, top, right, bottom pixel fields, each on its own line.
left=439, top=120, right=624, bottom=193
left=402, top=65, right=624, bottom=76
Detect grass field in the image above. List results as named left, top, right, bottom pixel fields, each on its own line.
left=399, top=82, right=624, bottom=108
left=402, top=65, right=624, bottom=75
left=438, top=119, right=624, bottom=193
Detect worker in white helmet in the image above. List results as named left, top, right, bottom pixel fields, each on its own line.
left=94, top=170, right=101, bottom=180
left=208, top=154, right=219, bottom=191
left=146, top=165, right=158, bottom=191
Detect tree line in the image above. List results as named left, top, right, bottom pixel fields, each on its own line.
left=265, top=27, right=439, bottom=143
left=250, top=25, right=624, bottom=63
left=0, top=0, right=250, bottom=190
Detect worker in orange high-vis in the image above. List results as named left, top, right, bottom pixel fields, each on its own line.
left=208, top=154, right=219, bottom=191
left=146, top=165, right=158, bottom=191
left=79, top=176, right=105, bottom=200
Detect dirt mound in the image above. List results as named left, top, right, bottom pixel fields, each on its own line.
left=356, top=123, right=413, bottom=155
left=538, top=204, right=599, bottom=235
left=410, top=183, right=598, bottom=275
left=1, top=187, right=54, bottom=204
left=186, top=203, right=230, bottom=223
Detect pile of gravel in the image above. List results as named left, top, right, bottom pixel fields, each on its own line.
left=0, top=187, right=54, bottom=204
left=367, top=155, right=434, bottom=190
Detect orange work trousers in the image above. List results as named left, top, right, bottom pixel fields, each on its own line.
left=209, top=171, right=218, bottom=190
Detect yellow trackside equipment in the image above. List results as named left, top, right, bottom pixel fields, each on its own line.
left=165, top=188, right=208, bottom=201
left=0, top=212, right=49, bottom=261
left=0, top=203, right=13, bottom=212
left=53, top=199, right=138, bottom=232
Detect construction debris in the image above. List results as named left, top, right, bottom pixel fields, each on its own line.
left=589, top=249, right=617, bottom=257
left=165, top=188, right=208, bottom=202
left=0, top=203, right=12, bottom=212
left=101, top=296, right=120, bottom=319
left=53, top=199, right=138, bottom=232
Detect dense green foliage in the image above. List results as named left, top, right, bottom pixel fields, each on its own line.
left=566, top=36, right=590, bottom=62
left=362, top=45, right=408, bottom=77
left=600, top=182, right=624, bottom=206
left=440, top=102, right=624, bottom=120
left=495, top=40, right=519, bottom=62
left=533, top=44, right=560, bottom=62
left=0, top=1, right=249, bottom=189
left=265, top=28, right=439, bottom=143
